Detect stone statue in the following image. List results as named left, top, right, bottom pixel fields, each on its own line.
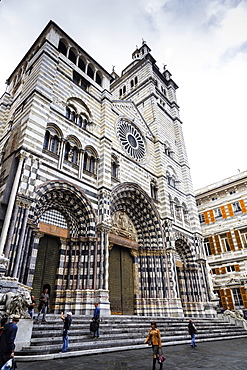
left=0, top=291, right=31, bottom=318
left=223, top=309, right=245, bottom=321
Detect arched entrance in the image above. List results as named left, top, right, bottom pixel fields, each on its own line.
left=32, top=235, right=60, bottom=312
left=109, top=244, right=134, bottom=315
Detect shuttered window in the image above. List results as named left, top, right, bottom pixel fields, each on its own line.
left=227, top=204, right=234, bottom=217
left=240, top=287, right=247, bottom=309
left=204, top=211, right=210, bottom=224
left=226, top=231, right=235, bottom=251
left=209, top=209, right=215, bottom=223
left=234, top=229, right=243, bottom=250
left=234, top=264, right=240, bottom=272
left=214, top=235, right=222, bottom=254
left=239, top=199, right=247, bottom=213
left=208, top=236, right=216, bottom=255
left=220, top=205, right=227, bottom=219
left=219, top=289, right=227, bottom=309
left=226, top=288, right=234, bottom=310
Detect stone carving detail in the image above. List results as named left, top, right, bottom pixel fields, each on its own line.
left=111, top=211, right=137, bottom=241
left=224, top=309, right=245, bottom=321
left=0, top=291, right=31, bottom=318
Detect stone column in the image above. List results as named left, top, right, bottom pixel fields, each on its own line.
left=0, top=152, right=26, bottom=256
left=13, top=203, right=30, bottom=278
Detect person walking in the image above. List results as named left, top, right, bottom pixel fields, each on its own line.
left=60, top=312, right=72, bottom=353
left=90, top=317, right=99, bottom=339
left=144, top=321, right=163, bottom=370
left=93, top=302, right=100, bottom=338
left=28, top=295, right=36, bottom=319
left=188, top=319, right=197, bottom=347
left=36, top=288, right=49, bottom=323
left=0, top=315, right=19, bottom=368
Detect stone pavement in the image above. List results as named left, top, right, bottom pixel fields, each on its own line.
left=16, top=338, right=247, bottom=370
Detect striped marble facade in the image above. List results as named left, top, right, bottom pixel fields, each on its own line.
left=0, top=21, right=214, bottom=317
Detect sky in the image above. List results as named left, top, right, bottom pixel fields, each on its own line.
left=0, top=0, right=247, bottom=190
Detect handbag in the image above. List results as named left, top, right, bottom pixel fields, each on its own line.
left=1, top=358, right=17, bottom=370
left=157, top=348, right=166, bottom=364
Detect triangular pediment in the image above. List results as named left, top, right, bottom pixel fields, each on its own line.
left=112, top=100, right=154, bottom=140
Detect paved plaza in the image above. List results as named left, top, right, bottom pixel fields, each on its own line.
left=17, top=338, right=247, bottom=369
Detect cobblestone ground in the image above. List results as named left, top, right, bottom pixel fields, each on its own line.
left=17, top=338, right=247, bottom=370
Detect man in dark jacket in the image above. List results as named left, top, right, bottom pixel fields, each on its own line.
left=93, top=302, right=100, bottom=338
left=60, top=312, right=72, bottom=353
left=0, top=315, right=19, bottom=367
left=36, top=288, right=49, bottom=323
left=188, top=319, right=197, bottom=347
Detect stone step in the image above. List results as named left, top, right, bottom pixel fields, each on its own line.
left=16, top=315, right=247, bottom=357
left=18, top=330, right=247, bottom=356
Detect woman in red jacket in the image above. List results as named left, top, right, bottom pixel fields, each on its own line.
left=144, top=321, right=163, bottom=370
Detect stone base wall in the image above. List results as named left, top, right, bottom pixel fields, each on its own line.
left=54, top=289, right=110, bottom=316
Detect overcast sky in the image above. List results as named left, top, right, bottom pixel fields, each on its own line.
left=0, top=0, right=247, bottom=190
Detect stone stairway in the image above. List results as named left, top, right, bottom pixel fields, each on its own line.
left=15, top=315, right=247, bottom=361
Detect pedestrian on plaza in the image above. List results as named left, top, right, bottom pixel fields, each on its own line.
left=28, top=295, right=36, bottom=319
left=93, top=302, right=100, bottom=338
left=60, top=312, right=72, bottom=353
left=90, top=317, right=99, bottom=339
left=36, top=288, right=49, bottom=323
left=144, top=321, right=163, bottom=370
left=188, top=319, right=197, bottom=347
left=0, top=318, right=8, bottom=336
left=0, top=315, right=19, bottom=368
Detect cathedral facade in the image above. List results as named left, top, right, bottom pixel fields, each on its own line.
left=0, top=21, right=213, bottom=317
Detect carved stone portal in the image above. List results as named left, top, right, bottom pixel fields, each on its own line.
left=111, top=211, right=137, bottom=241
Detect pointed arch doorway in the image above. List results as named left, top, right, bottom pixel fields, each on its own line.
left=109, top=244, right=134, bottom=315
left=32, top=235, right=60, bottom=312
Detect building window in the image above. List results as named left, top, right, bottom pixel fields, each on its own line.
left=64, top=139, right=79, bottom=165
left=214, top=208, right=222, bottom=219
left=169, top=195, right=174, bottom=218
left=212, top=197, right=218, bottom=201
left=220, top=234, right=231, bottom=252
left=50, top=135, right=59, bottom=154
left=123, top=85, right=126, bottom=94
left=232, top=202, right=241, bottom=214
left=68, top=48, right=76, bottom=64
left=43, top=129, right=60, bottom=155
left=174, top=199, right=181, bottom=220
left=226, top=265, right=235, bottom=272
left=83, top=147, right=98, bottom=175
left=164, top=145, right=172, bottom=157
left=182, top=203, right=189, bottom=224
left=150, top=180, right=158, bottom=201
left=96, top=72, right=102, bottom=86
left=229, top=190, right=236, bottom=195
left=87, top=65, right=94, bottom=79
left=111, top=155, right=119, bottom=179
left=204, top=238, right=212, bottom=256
left=43, top=130, right=50, bottom=150
left=199, top=213, right=205, bottom=223
left=240, top=228, right=247, bottom=246
left=78, top=57, right=85, bottom=72
left=167, top=172, right=176, bottom=188
left=232, top=288, right=243, bottom=309
left=65, top=105, right=77, bottom=122
left=58, top=39, right=67, bottom=56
